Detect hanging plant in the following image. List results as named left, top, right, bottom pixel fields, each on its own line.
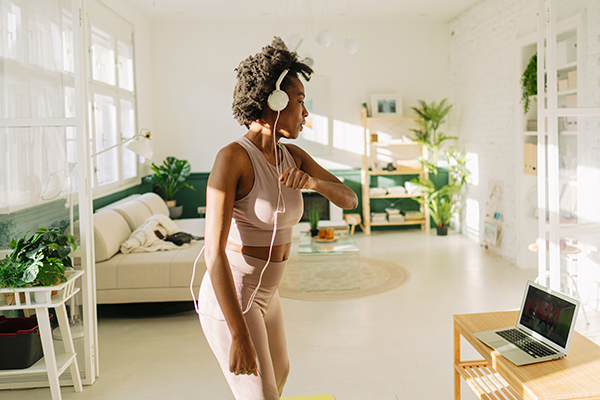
left=521, top=53, right=537, bottom=114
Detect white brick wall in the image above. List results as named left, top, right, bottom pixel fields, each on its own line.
left=449, top=0, right=600, bottom=267
left=449, top=0, right=538, bottom=261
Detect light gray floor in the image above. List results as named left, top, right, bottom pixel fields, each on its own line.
left=3, top=229, right=599, bottom=399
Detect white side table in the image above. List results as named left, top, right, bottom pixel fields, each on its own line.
left=0, top=270, right=84, bottom=400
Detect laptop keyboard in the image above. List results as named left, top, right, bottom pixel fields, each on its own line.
left=496, top=329, right=558, bottom=358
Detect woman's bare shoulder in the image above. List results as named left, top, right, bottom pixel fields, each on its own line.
left=211, top=140, right=251, bottom=180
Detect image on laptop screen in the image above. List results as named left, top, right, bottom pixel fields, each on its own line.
left=519, top=285, right=577, bottom=348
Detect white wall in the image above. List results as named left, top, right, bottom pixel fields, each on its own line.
left=449, top=0, right=600, bottom=264
left=149, top=21, right=450, bottom=171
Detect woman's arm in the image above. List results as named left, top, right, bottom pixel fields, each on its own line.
left=281, top=143, right=358, bottom=210
left=204, top=144, right=257, bottom=376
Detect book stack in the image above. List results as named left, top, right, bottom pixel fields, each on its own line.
left=385, top=208, right=405, bottom=223
left=403, top=211, right=424, bottom=221
left=369, top=187, right=387, bottom=196
left=526, top=120, right=537, bottom=132
left=386, top=186, right=407, bottom=196
left=371, top=212, right=387, bottom=223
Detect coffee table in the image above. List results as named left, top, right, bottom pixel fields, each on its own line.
left=296, top=231, right=360, bottom=291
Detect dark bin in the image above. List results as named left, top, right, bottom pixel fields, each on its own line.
left=0, top=315, right=45, bottom=370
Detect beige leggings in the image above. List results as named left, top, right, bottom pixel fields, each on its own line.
left=198, top=249, right=289, bottom=400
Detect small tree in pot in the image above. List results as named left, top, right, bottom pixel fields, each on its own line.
left=144, top=156, right=196, bottom=208
left=408, top=98, right=470, bottom=235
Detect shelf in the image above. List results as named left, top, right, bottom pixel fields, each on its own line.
left=365, top=116, right=417, bottom=122
left=557, top=61, right=577, bottom=71
left=0, top=270, right=84, bottom=310
left=456, top=360, right=523, bottom=400
left=371, top=219, right=425, bottom=226
left=368, top=170, right=422, bottom=176
left=0, top=353, right=76, bottom=377
left=522, top=130, right=578, bottom=136
left=369, top=194, right=424, bottom=199
left=370, top=141, right=418, bottom=147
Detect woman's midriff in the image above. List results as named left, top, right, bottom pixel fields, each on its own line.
left=226, top=241, right=291, bottom=262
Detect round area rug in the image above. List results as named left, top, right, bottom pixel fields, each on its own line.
left=279, top=256, right=410, bottom=301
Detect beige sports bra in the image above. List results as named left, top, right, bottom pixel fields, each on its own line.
left=227, top=136, right=303, bottom=247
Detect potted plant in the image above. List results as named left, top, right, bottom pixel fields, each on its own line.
left=521, top=53, right=537, bottom=114
left=1, top=228, right=77, bottom=303
left=410, top=98, right=456, bottom=165
left=408, top=98, right=471, bottom=235
left=143, top=156, right=196, bottom=218
left=410, top=149, right=471, bottom=235
left=307, top=204, right=322, bottom=237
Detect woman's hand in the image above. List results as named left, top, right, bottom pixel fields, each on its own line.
left=279, top=167, right=315, bottom=190
left=229, top=334, right=259, bottom=376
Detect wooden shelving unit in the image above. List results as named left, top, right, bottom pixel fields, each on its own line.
left=360, top=107, right=430, bottom=236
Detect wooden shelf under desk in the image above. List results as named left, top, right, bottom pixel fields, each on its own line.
left=455, top=360, right=523, bottom=400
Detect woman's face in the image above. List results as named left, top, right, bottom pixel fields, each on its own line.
left=276, top=76, right=309, bottom=140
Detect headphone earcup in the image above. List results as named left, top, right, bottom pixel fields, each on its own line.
left=267, top=90, right=289, bottom=112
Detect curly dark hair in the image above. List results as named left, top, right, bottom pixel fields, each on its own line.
left=232, top=37, right=314, bottom=127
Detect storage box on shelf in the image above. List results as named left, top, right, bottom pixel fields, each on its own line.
left=360, top=107, right=430, bottom=236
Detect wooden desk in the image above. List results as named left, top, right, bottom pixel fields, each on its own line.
left=454, top=311, right=600, bottom=400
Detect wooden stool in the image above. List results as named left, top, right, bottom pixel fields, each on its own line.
left=343, top=213, right=364, bottom=235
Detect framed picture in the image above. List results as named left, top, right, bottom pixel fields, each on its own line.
left=371, top=94, right=402, bottom=117
left=483, top=222, right=498, bottom=246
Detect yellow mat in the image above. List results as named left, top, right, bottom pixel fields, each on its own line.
left=282, top=395, right=335, bottom=400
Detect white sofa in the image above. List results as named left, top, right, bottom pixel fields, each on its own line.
left=92, top=192, right=205, bottom=304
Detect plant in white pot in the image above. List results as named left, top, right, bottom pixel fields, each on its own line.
left=144, top=156, right=196, bottom=218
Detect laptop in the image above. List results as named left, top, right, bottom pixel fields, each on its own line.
left=474, top=280, right=580, bottom=366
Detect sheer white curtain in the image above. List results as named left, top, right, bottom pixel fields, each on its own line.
left=0, top=0, right=75, bottom=214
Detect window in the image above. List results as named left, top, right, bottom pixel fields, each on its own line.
left=0, top=0, right=76, bottom=213
left=87, top=4, right=138, bottom=193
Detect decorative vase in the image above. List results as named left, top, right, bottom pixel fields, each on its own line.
left=436, top=225, right=449, bottom=236
left=165, top=200, right=177, bottom=208
left=169, top=205, right=183, bottom=219
left=310, top=228, right=319, bottom=237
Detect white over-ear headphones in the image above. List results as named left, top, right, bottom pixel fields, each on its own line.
left=267, top=69, right=289, bottom=112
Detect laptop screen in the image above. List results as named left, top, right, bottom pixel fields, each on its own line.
left=518, top=284, right=577, bottom=348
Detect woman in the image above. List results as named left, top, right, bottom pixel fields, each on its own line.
left=198, top=37, right=358, bottom=400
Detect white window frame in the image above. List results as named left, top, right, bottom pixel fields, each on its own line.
left=85, top=1, right=139, bottom=196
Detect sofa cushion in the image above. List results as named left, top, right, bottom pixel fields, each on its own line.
left=94, top=209, right=132, bottom=262
left=138, top=192, right=169, bottom=216
left=111, top=200, right=153, bottom=231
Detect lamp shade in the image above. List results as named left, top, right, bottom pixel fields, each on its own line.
left=126, top=135, right=153, bottom=159
left=344, top=38, right=359, bottom=55
left=316, top=29, right=333, bottom=47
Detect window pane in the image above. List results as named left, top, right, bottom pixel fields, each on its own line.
left=121, top=99, right=137, bottom=179
left=118, top=40, right=134, bottom=91
left=91, top=25, right=115, bottom=86
left=0, top=0, right=74, bottom=118
left=0, top=126, right=70, bottom=212
left=93, top=93, right=118, bottom=186
left=62, top=5, right=74, bottom=73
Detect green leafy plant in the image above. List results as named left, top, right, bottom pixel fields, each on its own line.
left=2, top=227, right=78, bottom=287
left=521, top=53, right=537, bottom=114
left=410, top=148, right=471, bottom=229
left=143, top=156, right=195, bottom=202
left=307, top=204, right=322, bottom=233
left=410, top=98, right=456, bottom=164
left=0, top=257, right=31, bottom=288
